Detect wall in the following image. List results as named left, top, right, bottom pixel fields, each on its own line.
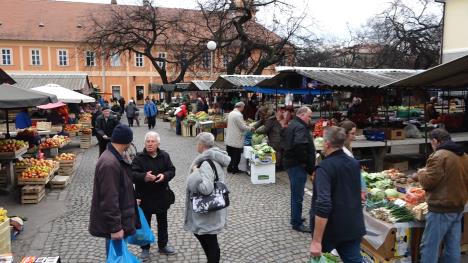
left=442, top=0, right=468, bottom=62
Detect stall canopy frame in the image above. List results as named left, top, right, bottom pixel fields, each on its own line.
left=210, top=75, right=274, bottom=91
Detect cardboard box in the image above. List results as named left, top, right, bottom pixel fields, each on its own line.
left=384, top=160, right=409, bottom=172
left=249, top=162, right=275, bottom=184
left=384, top=129, right=405, bottom=140
left=0, top=219, right=11, bottom=254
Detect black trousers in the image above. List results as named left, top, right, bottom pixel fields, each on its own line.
left=194, top=234, right=220, bottom=263
left=147, top=116, right=156, bottom=129
left=141, top=209, right=168, bottom=250
left=127, top=117, right=134, bottom=127
left=98, top=139, right=109, bottom=157
left=226, top=145, right=242, bottom=172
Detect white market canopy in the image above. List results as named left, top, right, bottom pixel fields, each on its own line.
left=32, top=84, right=95, bottom=103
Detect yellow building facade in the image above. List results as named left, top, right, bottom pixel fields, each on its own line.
left=0, top=0, right=276, bottom=103
left=438, top=0, right=468, bottom=62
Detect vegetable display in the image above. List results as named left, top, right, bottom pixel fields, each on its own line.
left=252, top=143, right=275, bottom=158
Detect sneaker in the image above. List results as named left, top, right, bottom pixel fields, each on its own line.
left=140, top=249, right=150, bottom=261
left=292, top=225, right=311, bottom=233
left=158, top=246, right=176, bottom=255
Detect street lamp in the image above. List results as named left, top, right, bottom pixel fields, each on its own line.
left=207, top=40, right=217, bottom=78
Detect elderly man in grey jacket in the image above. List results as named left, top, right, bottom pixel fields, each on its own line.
left=185, top=132, right=231, bottom=263
left=225, top=101, right=254, bottom=174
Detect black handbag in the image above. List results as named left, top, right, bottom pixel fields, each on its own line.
left=191, top=159, right=230, bottom=213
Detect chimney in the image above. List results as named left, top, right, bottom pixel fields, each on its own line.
left=111, top=0, right=117, bottom=4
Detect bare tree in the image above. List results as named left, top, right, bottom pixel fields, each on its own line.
left=189, top=0, right=304, bottom=75
left=85, top=1, right=209, bottom=84
left=365, top=0, right=442, bottom=69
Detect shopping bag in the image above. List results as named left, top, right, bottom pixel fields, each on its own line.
left=126, top=207, right=156, bottom=246
left=106, top=239, right=140, bottom=263
left=144, top=117, right=148, bottom=124
left=309, top=254, right=339, bottom=263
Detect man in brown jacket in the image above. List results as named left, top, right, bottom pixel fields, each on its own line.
left=89, top=124, right=139, bottom=255
left=414, top=128, right=468, bottom=263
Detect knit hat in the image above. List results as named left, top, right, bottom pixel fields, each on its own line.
left=111, top=124, right=133, bottom=144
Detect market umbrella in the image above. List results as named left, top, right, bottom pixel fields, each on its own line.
left=32, top=84, right=96, bottom=103
left=37, top=101, right=67, bottom=110
left=0, top=83, right=58, bottom=137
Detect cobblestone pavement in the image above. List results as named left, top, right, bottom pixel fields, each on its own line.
left=7, top=119, right=313, bottom=262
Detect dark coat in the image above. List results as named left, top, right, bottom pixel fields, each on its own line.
left=255, top=115, right=284, bottom=151
left=89, top=144, right=139, bottom=238
left=132, top=149, right=176, bottom=213
left=282, top=117, right=316, bottom=174
left=125, top=103, right=139, bottom=118
left=95, top=114, right=119, bottom=139
left=310, top=150, right=365, bottom=247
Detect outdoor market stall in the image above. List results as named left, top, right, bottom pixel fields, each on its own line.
left=258, top=66, right=468, bottom=171
left=0, top=83, right=57, bottom=192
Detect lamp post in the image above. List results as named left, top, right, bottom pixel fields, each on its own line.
left=207, top=41, right=217, bottom=78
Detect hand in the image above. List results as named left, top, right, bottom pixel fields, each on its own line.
left=144, top=171, right=157, bottom=182
left=154, top=173, right=165, bottom=183
left=361, top=192, right=367, bottom=203
left=110, top=229, right=124, bottom=240
left=136, top=199, right=141, bottom=206
left=310, top=240, right=322, bottom=258
left=102, top=135, right=109, bottom=140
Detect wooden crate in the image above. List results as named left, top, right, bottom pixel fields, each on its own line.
left=0, top=145, right=28, bottom=159
left=383, top=128, right=406, bottom=140
left=50, top=175, right=71, bottom=189
left=58, top=159, right=75, bottom=176
left=36, top=122, right=51, bottom=131
left=18, top=171, right=52, bottom=185
left=0, top=219, right=11, bottom=254
left=21, top=185, right=45, bottom=204
left=181, top=123, right=191, bottom=137
left=80, top=134, right=92, bottom=149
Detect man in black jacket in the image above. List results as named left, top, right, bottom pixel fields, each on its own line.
left=132, top=131, right=176, bottom=260
left=95, top=107, right=120, bottom=156
left=282, top=106, right=316, bottom=233
left=309, top=126, right=365, bottom=262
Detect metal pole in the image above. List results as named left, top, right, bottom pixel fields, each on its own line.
left=5, top=109, right=10, bottom=139
left=210, top=50, right=214, bottom=78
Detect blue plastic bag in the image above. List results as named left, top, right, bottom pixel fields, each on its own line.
left=106, top=239, right=140, bottom=263
left=126, top=207, right=156, bottom=246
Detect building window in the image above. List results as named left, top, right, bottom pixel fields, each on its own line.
left=202, top=51, right=211, bottom=69
left=58, top=49, right=68, bottom=66
left=31, top=49, right=41, bottom=65
left=1, top=48, right=12, bottom=65
left=110, top=53, right=120, bottom=67
left=135, top=53, right=144, bottom=67
left=111, top=86, right=121, bottom=99
left=157, top=52, right=166, bottom=69
left=86, top=51, right=96, bottom=67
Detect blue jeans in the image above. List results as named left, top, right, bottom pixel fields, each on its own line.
left=323, top=238, right=362, bottom=263
left=287, top=165, right=308, bottom=227
left=420, top=211, right=463, bottom=263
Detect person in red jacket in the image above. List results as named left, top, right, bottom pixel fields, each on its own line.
left=176, top=104, right=188, bottom=135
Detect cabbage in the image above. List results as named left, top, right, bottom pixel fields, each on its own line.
left=370, top=188, right=386, bottom=200
left=384, top=189, right=400, bottom=198
left=314, top=137, right=324, bottom=149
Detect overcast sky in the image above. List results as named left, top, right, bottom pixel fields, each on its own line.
left=64, top=0, right=443, bottom=40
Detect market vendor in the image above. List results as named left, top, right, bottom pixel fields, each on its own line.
left=15, top=108, right=32, bottom=129
left=425, top=96, right=439, bottom=121
left=46, top=109, right=64, bottom=125
left=412, top=128, right=468, bottom=263
left=56, top=106, right=69, bottom=124
left=254, top=108, right=286, bottom=170
left=175, top=103, right=187, bottom=136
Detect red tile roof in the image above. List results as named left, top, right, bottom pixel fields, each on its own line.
left=0, top=0, right=278, bottom=45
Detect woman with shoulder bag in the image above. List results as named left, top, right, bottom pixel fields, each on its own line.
left=184, top=132, right=231, bottom=263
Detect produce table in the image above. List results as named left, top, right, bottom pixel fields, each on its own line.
left=363, top=205, right=468, bottom=262
left=0, top=130, right=57, bottom=138
left=0, top=146, right=27, bottom=192
left=353, top=132, right=468, bottom=171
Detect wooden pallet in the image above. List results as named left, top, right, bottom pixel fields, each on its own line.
left=58, top=160, right=74, bottom=176
left=21, top=185, right=46, bottom=204
left=50, top=175, right=71, bottom=189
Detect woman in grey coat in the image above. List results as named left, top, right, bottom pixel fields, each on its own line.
left=185, top=132, right=231, bottom=263
left=125, top=100, right=139, bottom=127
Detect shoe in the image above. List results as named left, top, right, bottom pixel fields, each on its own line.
left=292, top=225, right=311, bottom=233
left=158, top=246, right=176, bottom=255
left=140, top=249, right=150, bottom=261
